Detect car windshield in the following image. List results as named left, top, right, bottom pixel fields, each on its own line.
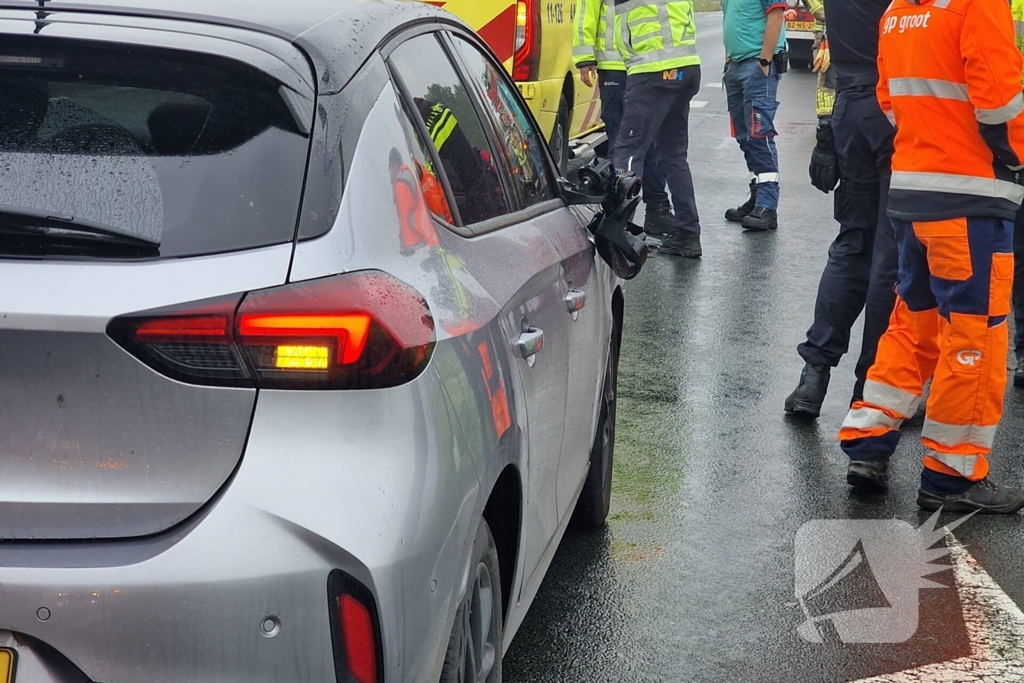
left=0, top=37, right=310, bottom=259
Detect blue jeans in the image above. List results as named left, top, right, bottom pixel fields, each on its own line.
left=599, top=69, right=669, bottom=206
left=724, top=58, right=781, bottom=210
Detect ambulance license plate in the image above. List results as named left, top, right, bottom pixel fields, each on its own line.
left=0, top=648, right=14, bottom=683
left=787, top=21, right=816, bottom=31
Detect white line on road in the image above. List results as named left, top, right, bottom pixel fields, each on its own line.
left=705, top=83, right=723, bottom=89
left=851, top=533, right=1024, bottom=682
left=691, top=101, right=708, bottom=109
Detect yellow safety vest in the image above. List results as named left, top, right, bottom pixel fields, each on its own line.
left=573, top=0, right=627, bottom=71
left=1014, top=0, right=1024, bottom=75
left=614, top=0, right=701, bottom=76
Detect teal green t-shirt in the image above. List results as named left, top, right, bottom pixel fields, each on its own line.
left=722, top=0, right=788, bottom=62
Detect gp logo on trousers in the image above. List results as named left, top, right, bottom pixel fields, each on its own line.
left=795, top=511, right=973, bottom=643
left=956, top=349, right=983, bottom=366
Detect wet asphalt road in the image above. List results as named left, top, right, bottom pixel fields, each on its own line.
left=504, top=12, right=1024, bottom=683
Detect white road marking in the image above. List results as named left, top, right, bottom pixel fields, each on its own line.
left=851, top=533, right=1024, bottom=682
left=691, top=101, right=708, bottom=109
left=705, top=82, right=723, bottom=89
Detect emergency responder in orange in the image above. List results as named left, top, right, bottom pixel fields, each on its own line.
left=838, top=0, right=1024, bottom=513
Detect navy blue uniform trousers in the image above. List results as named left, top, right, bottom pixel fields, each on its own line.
left=797, top=88, right=898, bottom=401
left=598, top=69, right=669, bottom=207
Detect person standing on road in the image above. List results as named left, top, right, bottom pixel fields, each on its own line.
left=839, top=0, right=1024, bottom=513
left=1010, top=0, right=1024, bottom=389
left=612, top=0, right=703, bottom=258
left=804, top=0, right=835, bottom=125
left=721, top=0, right=786, bottom=232
left=783, top=0, right=897, bottom=418
left=573, top=0, right=675, bottom=237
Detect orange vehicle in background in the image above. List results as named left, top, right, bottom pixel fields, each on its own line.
left=424, top=0, right=605, bottom=172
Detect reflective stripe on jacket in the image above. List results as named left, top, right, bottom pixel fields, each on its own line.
left=613, top=0, right=701, bottom=75
left=574, top=0, right=626, bottom=70
left=878, top=0, right=1024, bottom=221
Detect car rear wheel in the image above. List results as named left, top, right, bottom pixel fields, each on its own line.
left=550, top=92, right=570, bottom=176
left=440, top=518, right=503, bottom=683
left=571, top=320, right=620, bottom=530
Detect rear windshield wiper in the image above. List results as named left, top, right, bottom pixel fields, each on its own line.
left=0, top=205, right=160, bottom=250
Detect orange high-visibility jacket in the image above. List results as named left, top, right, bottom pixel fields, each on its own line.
left=878, top=0, right=1024, bottom=221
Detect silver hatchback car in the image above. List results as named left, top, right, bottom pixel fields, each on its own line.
left=0, top=1, right=622, bottom=682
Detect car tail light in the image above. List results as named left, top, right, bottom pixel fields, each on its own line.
left=328, top=570, right=384, bottom=683
left=513, top=0, right=541, bottom=81
left=107, top=271, right=435, bottom=390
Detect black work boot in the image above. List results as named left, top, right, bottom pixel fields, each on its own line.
left=918, top=478, right=1024, bottom=514
left=657, top=232, right=702, bottom=258
left=785, top=364, right=831, bottom=418
left=1015, top=353, right=1024, bottom=388
left=725, top=180, right=757, bottom=223
left=847, top=460, right=890, bottom=493
left=643, top=201, right=675, bottom=236
left=742, top=206, right=778, bottom=231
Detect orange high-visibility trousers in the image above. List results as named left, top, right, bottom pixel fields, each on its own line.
left=839, top=216, right=1014, bottom=483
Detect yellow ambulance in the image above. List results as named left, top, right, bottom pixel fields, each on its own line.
left=423, top=0, right=605, bottom=172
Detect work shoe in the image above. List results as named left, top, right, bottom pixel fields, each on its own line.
left=644, top=201, right=675, bottom=236
left=1015, top=353, right=1024, bottom=388
left=785, top=364, right=830, bottom=418
left=657, top=232, right=702, bottom=258
left=725, top=180, right=757, bottom=223
left=918, top=478, right=1024, bottom=514
left=741, top=207, right=778, bottom=232
left=847, top=460, right=889, bottom=493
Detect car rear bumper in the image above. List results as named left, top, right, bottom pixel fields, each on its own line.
left=0, top=370, right=481, bottom=683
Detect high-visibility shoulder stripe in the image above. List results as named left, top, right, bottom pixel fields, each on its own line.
left=889, top=77, right=968, bottom=102
left=576, top=0, right=591, bottom=48
left=890, top=171, right=1024, bottom=203
left=976, top=92, right=1024, bottom=125
left=429, top=110, right=458, bottom=151
left=932, top=0, right=954, bottom=8
left=922, top=419, right=998, bottom=450
left=863, top=379, right=920, bottom=418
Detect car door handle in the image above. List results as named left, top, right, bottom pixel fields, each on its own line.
left=565, top=288, right=586, bottom=313
left=517, top=327, right=544, bottom=363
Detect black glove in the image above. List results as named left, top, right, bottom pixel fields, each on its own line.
left=809, top=121, right=839, bottom=194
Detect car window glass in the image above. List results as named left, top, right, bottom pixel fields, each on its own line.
left=0, top=37, right=308, bottom=259
left=389, top=35, right=509, bottom=225
left=397, top=98, right=456, bottom=225
left=450, top=36, right=554, bottom=210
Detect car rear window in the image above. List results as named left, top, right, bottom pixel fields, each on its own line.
left=0, top=37, right=310, bottom=259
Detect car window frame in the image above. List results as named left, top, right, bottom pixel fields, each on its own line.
left=383, top=28, right=515, bottom=232
left=380, top=23, right=566, bottom=237
left=441, top=30, right=558, bottom=213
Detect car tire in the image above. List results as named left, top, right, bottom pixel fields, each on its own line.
left=571, top=320, right=620, bottom=531
left=439, top=518, right=504, bottom=683
left=550, top=92, right=570, bottom=176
